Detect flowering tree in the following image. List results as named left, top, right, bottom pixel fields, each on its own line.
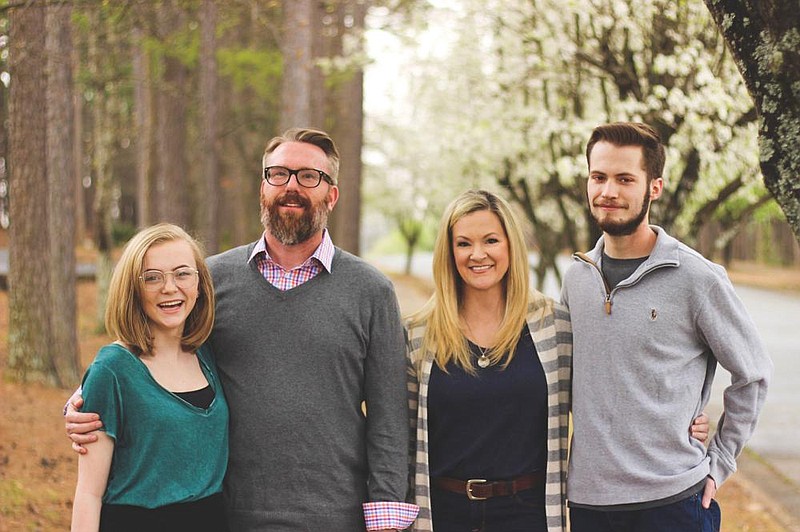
left=384, top=0, right=766, bottom=286
left=366, top=0, right=781, bottom=282
left=364, top=3, right=488, bottom=272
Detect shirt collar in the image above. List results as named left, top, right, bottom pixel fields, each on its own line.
left=248, top=229, right=335, bottom=273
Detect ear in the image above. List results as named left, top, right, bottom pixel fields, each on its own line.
left=326, top=184, right=340, bottom=210
left=650, top=177, right=664, bottom=200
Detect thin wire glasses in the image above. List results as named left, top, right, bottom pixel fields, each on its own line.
left=139, top=267, right=199, bottom=291
left=264, top=166, right=333, bottom=188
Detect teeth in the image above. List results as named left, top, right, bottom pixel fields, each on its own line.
left=471, top=265, right=491, bottom=271
left=159, top=301, right=182, bottom=308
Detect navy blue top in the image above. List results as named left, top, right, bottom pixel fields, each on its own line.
left=428, top=326, right=548, bottom=479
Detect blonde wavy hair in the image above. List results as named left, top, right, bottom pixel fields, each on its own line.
left=104, top=223, right=215, bottom=356
left=408, top=189, right=548, bottom=373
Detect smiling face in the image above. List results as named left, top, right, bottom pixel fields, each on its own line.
left=140, top=239, right=199, bottom=338
left=451, top=209, right=510, bottom=297
left=260, top=141, right=339, bottom=245
left=587, top=141, right=663, bottom=237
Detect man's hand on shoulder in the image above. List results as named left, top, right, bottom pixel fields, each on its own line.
left=64, top=392, right=102, bottom=454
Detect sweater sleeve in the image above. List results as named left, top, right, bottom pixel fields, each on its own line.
left=696, top=277, right=772, bottom=486
left=362, top=281, right=419, bottom=528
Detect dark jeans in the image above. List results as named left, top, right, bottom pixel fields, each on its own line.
left=569, top=490, right=721, bottom=532
left=431, top=485, right=547, bottom=532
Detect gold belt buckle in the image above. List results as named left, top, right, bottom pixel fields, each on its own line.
left=466, top=478, right=488, bottom=500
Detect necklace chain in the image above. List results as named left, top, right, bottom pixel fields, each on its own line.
left=464, top=319, right=492, bottom=368
left=474, top=344, right=491, bottom=368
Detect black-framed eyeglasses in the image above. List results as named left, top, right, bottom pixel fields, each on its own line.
left=264, top=166, right=333, bottom=188
left=139, top=267, right=199, bottom=291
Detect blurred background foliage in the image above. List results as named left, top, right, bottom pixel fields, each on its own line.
left=0, top=0, right=798, bottom=384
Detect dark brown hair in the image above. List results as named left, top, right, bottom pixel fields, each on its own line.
left=586, top=122, right=665, bottom=182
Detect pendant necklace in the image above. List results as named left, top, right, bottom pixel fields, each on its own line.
left=464, top=319, right=492, bottom=368
left=475, top=344, right=491, bottom=368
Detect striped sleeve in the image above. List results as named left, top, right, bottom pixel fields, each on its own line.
left=527, top=299, right=572, bottom=532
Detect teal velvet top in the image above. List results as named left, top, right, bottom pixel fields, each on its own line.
left=81, top=343, right=229, bottom=508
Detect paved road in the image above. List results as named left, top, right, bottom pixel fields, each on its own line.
left=374, top=252, right=800, bottom=492
left=706, top=286, right=800, bottom=485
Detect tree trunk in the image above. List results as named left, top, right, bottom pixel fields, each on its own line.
left=88, top=8, right=115, bottom=331
left=8, top=3, right=58, bottom=385
left=654, top=147, right=702, bottom=232
left=310, top=2, right=328, bottom=129
left=0, top=58, right=6, bottom=231
left=72, top=38, right=87, bottom=245
left=155, top=2, right=188, bottom=227
left=704, top=0, right=800, bottom=243
left=45, top=2, right=80, bottom=384
left=399, top=218, right=422, bottom=276
left=199, top=0, right=220, bottom=253
left=328, top=0, right=366, bottom=255
left=154, top=65, right=188, bottom=226
left=279, top=0, right=315, bottom=130
left=132, top=24, right=154, bottom=229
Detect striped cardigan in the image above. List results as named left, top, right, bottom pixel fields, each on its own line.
left=406, top=297, right=572, bottom=532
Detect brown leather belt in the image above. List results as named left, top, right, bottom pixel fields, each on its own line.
left=431, top=472, right=545, bottom=501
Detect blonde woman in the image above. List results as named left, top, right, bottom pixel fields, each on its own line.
left=406, top=190, right=708, bottom=532
left=70, top=224, right=228, bottom=532
left=406, top=190, right=572, bottom=532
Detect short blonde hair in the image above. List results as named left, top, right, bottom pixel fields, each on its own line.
left=408, top=189, right=548, bottom=373
left=105, top=223, right=215, bottom=356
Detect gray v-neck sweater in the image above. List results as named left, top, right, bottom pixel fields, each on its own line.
left=207, top=243, right=408, bottom=530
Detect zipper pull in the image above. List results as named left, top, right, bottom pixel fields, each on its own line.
left=605, top=294, right=612, bottom=315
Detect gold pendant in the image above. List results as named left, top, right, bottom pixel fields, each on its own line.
left=477, top=355, right=490, bottom=368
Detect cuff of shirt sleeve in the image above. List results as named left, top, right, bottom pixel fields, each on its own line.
left=708, top=448, right=735, bottom=488
left=363, top=501, right=419, bottom=531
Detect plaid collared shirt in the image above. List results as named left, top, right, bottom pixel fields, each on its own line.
left=249, top=230, right=335, bottom=290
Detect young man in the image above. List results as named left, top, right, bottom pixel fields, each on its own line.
left=562, top=122, right=772, bottom=531
left=66, top=128, right=418, bottom=531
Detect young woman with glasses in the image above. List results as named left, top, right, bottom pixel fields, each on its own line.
left=70, top=223, right=229, bottom=532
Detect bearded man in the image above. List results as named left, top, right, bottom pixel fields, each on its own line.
left=66, top=128, right=418, bottom=531
left=561, top=122, right=772, bottom=532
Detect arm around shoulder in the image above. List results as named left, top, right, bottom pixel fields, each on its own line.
left=65, top=388, right=104, bottom=453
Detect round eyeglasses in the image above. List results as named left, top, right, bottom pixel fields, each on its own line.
left=264, top=166, right=333, bottom=188
left=139, top=267, right=199, bottom=291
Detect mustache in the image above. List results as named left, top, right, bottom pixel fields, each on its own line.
left=592, top=200, right=627, bottom=208
left=277, top=191, right=311, bottom=208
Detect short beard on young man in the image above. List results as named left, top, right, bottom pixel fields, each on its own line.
left=260, top=191, right=331, bottom=245
left=590, top=187, right=651, bottom=237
